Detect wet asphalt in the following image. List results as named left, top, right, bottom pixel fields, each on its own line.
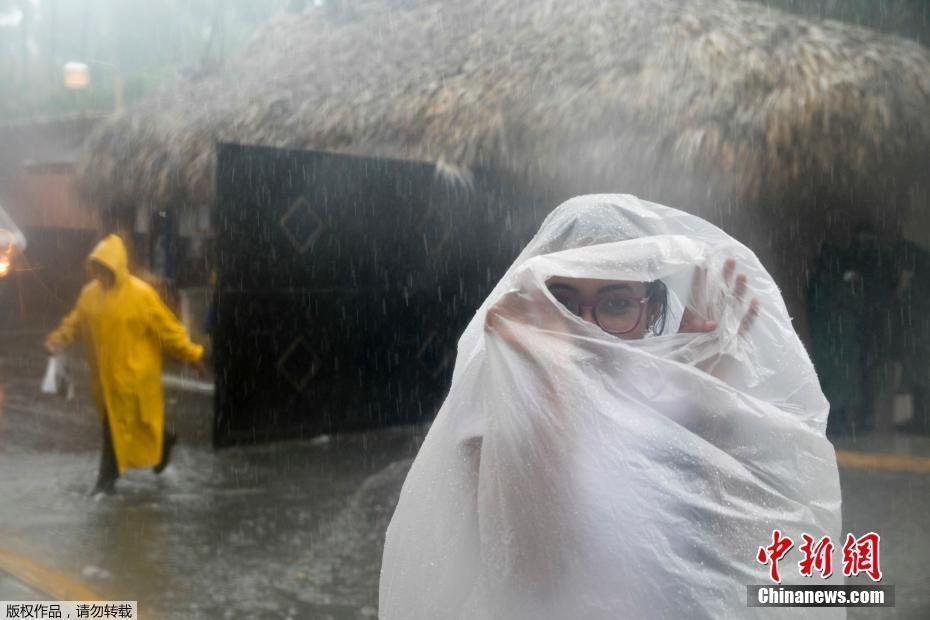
left=1, top=328, right=928, bottom=619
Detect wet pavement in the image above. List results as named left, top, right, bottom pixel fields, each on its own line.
left=1, top=328, right=929, bottom=619
left=0, top=572, right=44, bottom=600
left=0, top=328, right=425, bottom=619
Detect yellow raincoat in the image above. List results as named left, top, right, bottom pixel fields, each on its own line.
left=47, top=235, right=203, bottom=473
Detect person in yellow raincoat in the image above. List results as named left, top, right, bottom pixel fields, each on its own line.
left=44, top=234, right=205, bottom=495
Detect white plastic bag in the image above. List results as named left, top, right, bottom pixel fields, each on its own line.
left=40, top=356, right=59, bottom=394
left=40, top=354, right=74, bottom=400
left=380, top=195, right=844, bottom=619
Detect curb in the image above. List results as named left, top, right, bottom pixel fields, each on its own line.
left=836, top=449, right=930, bottom=475
left=0, top=546, right=102, bottom=601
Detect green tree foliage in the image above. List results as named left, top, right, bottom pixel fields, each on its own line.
left=0, top=0, right=288, bottom=119
left=2, top=0, right=927, bottom=120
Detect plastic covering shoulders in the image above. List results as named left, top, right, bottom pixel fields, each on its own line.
left=380, top=195, right=843, bottom=619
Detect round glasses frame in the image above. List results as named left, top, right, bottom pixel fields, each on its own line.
left=556, top=295, right=652, bottom=335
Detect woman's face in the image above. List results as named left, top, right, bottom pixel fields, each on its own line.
left=546, top=276, right=656, bottom=340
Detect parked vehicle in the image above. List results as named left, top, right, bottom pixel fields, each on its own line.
left=0, top=203, right=27, bottom=279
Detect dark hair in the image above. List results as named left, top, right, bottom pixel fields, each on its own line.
left=646, top=280, right=669, bottom=335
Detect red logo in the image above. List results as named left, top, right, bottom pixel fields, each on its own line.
left=756, top=530, right=883, bottom=583
left=756, top=529, right=794, bottom=583
left=798, top=534, right=834, bottom=578
left=842, top=532, right=882, bottom=582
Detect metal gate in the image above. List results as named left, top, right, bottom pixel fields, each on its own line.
left=213, top=143, right=522, bottom=446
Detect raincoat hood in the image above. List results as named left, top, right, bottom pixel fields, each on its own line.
left=88, top=234, right=129, bottom=284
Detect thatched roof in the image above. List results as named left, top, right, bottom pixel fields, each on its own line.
left=76, top=0, right=930, bottom=221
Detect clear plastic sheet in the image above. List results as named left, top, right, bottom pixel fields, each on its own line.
left=380, top=195, right=843, bottom=619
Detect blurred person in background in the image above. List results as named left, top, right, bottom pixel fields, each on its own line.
left=849, top=222, right=898, bottom=432
left=889, top=237, right=930, bottom=433
left=809, top=234, right=866, bottom=434
left=44, top=234, right=206, bottom=496
left=810, top=221, right=897, bottom=434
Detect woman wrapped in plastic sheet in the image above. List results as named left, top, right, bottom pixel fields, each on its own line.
left=380, top=195, right=844, bottom=619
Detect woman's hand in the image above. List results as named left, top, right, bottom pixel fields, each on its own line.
left=680, top=258, right=759, bottom=335
left=43, top=339, right=61, bottom=356
left=485, top=289, right=543, bottom=363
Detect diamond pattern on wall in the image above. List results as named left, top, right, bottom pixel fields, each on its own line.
left=276, top=337, right=321, bottom=392
left=279, top=196, right=327, bottom=254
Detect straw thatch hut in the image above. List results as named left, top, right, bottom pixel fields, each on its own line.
left=75, top=0, right=930, bottom=335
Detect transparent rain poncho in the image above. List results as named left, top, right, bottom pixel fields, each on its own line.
left=380, top=195, right=843, bottom=619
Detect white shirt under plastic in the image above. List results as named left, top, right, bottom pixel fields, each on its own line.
left=380, top=195, right=844, bottom=619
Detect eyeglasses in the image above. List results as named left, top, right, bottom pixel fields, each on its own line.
left=548, top=288, right=651, bottom=335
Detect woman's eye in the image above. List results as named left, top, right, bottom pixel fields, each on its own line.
left=600, top=298, right=633, bottom=314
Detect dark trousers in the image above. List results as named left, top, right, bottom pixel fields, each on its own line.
left=95, top=414, right=120, bottom=492
left=96, top=414, right=175, bottom=491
